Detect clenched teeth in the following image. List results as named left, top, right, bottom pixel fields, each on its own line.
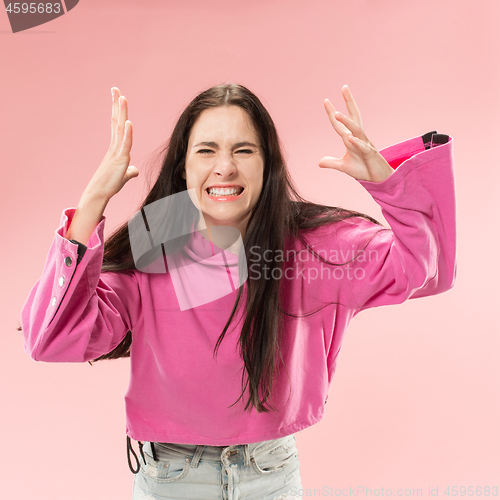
left=207, top=187, right=243, bottom=196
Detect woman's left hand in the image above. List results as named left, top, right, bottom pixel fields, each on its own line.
left=318, top=85, right=394, bottom=183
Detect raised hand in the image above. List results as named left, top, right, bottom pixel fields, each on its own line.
left=318, top=85, right=393, bottom=183
left=83, top=87, right=139, bottom=202
left=65, top=88, right=139, bottom=244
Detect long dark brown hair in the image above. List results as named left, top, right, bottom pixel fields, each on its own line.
left=19, top=83, right=382, bottom=413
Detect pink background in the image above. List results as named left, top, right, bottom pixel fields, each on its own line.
left=2, top=0, right=499, bottom=498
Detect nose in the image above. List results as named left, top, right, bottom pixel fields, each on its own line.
left=213, top=151, right=236, bottom=178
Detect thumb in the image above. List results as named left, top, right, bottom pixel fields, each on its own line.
left=318, top=156, right=343, bottom=171
left=124, top=165, right=139, bottom=182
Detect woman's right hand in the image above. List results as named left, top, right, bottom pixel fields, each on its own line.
left=83, top=87, right=139, bottom=202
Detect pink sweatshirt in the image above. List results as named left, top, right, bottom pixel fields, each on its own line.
left=21, top=132, right=456, bottom=446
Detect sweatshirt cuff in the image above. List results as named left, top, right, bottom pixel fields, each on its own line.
left=358, top=131, right=452, bottom=192
left=379, top=131, right=451, bottom=169
left=68, top=239, right=87, bottom=264
left=56, top=208, right=106, bottom=266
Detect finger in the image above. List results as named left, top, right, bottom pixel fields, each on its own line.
left=318, top=155, right=345, bottom=172
left=124, top=165, right=139, bottom=183
left=118, top=120, right=133, bottom=158
left=337, top=103, right=377, bottom=150
left=116, top=95, right=128, bottom=150
left=342, top=85, right=363, bottom=128
left=334, top=111, right=366, bottom=140
left=325, top=102, right=363, bottom=154
left=324, top=99, right=353, bottom=138
left=110, top=87, right=121, bottom=150
left=347, top=134, right=376, bottom=158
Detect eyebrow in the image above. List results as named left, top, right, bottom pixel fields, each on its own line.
left=192, top=141, right=259, bottom=149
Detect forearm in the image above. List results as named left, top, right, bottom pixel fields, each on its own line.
left=350, top=132, right=456, bottom=311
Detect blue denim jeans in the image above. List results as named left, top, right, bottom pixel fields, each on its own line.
left=131, top=434, right=303, bottom=499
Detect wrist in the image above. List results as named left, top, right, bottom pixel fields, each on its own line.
left=79, top=190, right=109, bottom=210
left=373, top=167, right=394, bottom=183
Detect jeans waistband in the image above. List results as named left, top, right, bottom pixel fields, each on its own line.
left=127, top=435, right=296, bottom=474
left=152, top=441, right=252, bottom=467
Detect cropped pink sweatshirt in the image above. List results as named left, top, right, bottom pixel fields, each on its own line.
left=21, top=132, right=456, bottom=446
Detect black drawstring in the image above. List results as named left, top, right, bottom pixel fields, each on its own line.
left=138, top=441, right=147, bottom=465
left=127, top=436, right=140, bottom=474
left=127, top=436, right=158, bottom=474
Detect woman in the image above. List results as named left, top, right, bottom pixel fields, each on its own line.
left=20, top=83, right=456, bottom=500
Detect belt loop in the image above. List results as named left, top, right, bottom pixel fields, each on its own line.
left=243, top=444, right=250, bottom=467
left=127, top=436, right=140, bottom=474
left=191, top=445, right=205, bottom=468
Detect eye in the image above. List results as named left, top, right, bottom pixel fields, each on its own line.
left=197, top=149, right=214, bottom=154
left=236, top=149, right=254, bottom=154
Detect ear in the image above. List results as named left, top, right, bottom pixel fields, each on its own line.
left=181, top=169, right=186, bottom=179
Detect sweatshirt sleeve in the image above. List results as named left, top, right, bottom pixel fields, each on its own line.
left=20, top=208, right=141, bottom=362
left=336, top=131, right=457, bottom=314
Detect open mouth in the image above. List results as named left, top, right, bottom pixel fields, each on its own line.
left=206, top=186, right=244, bottom=200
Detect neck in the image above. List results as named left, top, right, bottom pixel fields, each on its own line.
left=196, top=222, right=245, bottom=256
